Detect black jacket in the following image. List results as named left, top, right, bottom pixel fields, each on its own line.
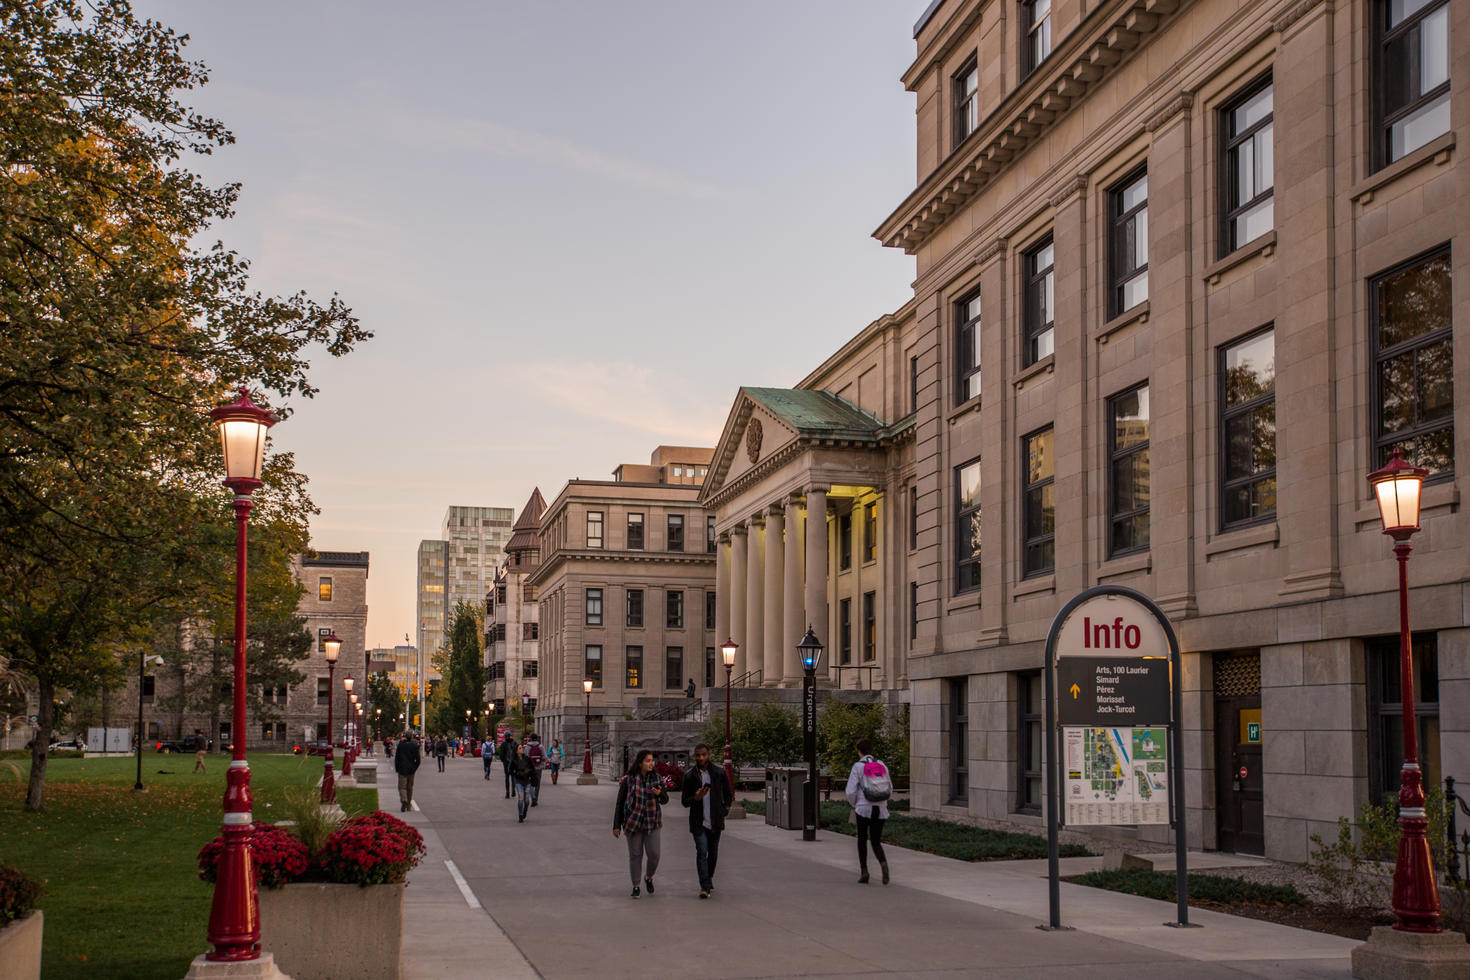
left=510, top=754, right=536, bottom=783
left=680, top=763, right=732, bottom=833
left=393, top=739, right=421, bottom=775
left=498, top=738, right=517, bottom=763
left=613, top=773, right=669, bottom=830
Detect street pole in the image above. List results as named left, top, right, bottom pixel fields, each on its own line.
left=1389, top=535, right=1438, bottom=931
left=723, top=662, right=734, bottom=791
left=321, top=657, right=336, bottom=804
left=583, top=688, right=592, bottom=773
left=133, top=650, right=146, bottom=792
left=803, top=665, right=816, bottom=841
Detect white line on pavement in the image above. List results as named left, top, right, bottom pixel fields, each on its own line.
left=444, top=859, right=481, bottom=910
left=411, top=799, right=420, bottom=811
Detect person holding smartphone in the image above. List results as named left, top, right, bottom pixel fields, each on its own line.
left=613, top=750, right=668, bottom=898
left=680, top=743, right=732, bottom=899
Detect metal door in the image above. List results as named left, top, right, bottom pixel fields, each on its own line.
left=1214, top=651, right=1263, bottom=855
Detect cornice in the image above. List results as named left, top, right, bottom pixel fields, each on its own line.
left=1048, top=174, right=1089, bottom=209
left=976, top=236, right=1008, bottom=266
left=526, top=549, right=714, bottom=588
left=1272, top=0, right=1327, bottom=35
left=875, top=0, right=1192, bottom=255
left=1145, top=91, right=1194, bottom=132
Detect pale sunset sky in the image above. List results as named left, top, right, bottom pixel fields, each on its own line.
left=135, top=1, right=924, bottom=649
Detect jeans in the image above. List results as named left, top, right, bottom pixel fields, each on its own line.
left=502, top=759, right=514, bottom=796
left=515, top=779, right=534, bottom=818
left=693, top=827, right=721, bottom=890
left=397, top=772, right=415, bottom=809
left=529, top=770, right=541, bottom=804
left=482, top=757, right=493, bottom=778
left=436, top=754, right=445, bottom=772
left=625, top=828, right=661, bottom=887
left=856, top=814, right=887, bottom=870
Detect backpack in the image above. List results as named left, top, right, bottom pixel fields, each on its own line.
left=859, top=757, right=892, bottom=803
left=527, top=742, right=545, bottom=769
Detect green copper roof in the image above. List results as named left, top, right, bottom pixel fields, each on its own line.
left=741, top=387, right=905, bottom=441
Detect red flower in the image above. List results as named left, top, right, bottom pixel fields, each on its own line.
left=196, top=824, right=311, bottom=889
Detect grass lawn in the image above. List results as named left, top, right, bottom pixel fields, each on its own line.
left=742, top=798, right=1093, bottom=861
left=0, top=753, right=376, bottom=980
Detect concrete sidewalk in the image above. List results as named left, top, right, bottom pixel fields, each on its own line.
left=386, top=756, right=1355, bottom=978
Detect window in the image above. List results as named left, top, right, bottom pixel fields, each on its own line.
left=953, top=56, right=979, bottom=147
left=318, top=577, right=332, bottom=602
left=706, top=515, right=716, bottom=553
left=667, top=514, right=685, bottom=552
left=626, top=588, right=644, bottom=628
left=862, top=592, right=876, bottom=662
left=585, top=645, right=603, bottom=688
left=665, top=648, right=683, bottom=690
left=627, top=513, right=645, bottom=550
left=705, top=647, right=716, bottom=688
left=625, top=647, right=643, bottom=689
left=705, top=590, right=716, bottom=630
left=488, top=661, right=505, bottom=681
left=1376, top=0, right=1450, bottom=165
left=497, top=585, right=507, bottom=604
left=956, top=459, right=982, bottom=593
left=1023, top=0, right=1052, bottom=76
left=1367, top=633, right=1440, bottom=803
left=863, top=502, right=878, bottom=562
left=317, top=677, right=329, bottom=705
left=666, top=590, right=684, bottom=629
left=141, top=675, right=156, bottom=701
left=1017, top=671, right=1043, bottom=813
left=1022, top=428, right=1055, bottom=576
left=1372, top=248, right=1453, bottom=477
left=586, top=511, right=604, bottom=549
left=948, top=677, right=969, bottom=804
left=1109, top=170, right=1149, bottom=316
left=263, top=684, right=286, bottom=704
left=956, top=290, right=982, bottom=403
left=1108, top=384, right=1151, bottom=556
left=1220, top=328, right=1276, bottom=527
left=909, top=485, right=919, bottom=551
left=1023, top=238, right=1055, bottom=366
left=1220, top=78, right=1273, bottom=255
left=262, top=722, right=280, bottom=740
left=522, top=660, right=538, bottom=677
left=586, top=588, right=603, bottom=626
left=839, top=512, right=853, bottom=570
left=839, top=598, right=852, bottom=665
left=317, top=627, right=332, bottom=652
left=910, top=354, right=920, bottom=413
left=522, top=622, right=539, bottom=641
left=909, top=582, right=918, bottom=643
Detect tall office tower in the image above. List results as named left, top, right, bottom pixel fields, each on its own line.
left=441, top=505, right=516, bottom=613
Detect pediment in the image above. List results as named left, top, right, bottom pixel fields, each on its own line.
left=699, top=394, right=798, bottom=505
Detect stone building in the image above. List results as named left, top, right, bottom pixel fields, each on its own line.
left=485, top=488, right=546, bottom=711
left=866, top=0, right=1466, bottom=859
left=531, top=447, right=718, bottom=744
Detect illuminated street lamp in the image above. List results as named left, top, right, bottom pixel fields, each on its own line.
left=201, top=388, right=275, bottom=965
left=320, top=633, right=342, bottom=804
left=720, top=638, right=738, bottom=790
left=577, top=678, right=596, bottom=785
left=797, top=628, right=824, bottom=842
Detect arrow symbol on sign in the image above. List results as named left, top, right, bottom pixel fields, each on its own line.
left=1069, top=683, right=1081, bottom=699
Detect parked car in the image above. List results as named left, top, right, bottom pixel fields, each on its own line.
left=47, top=737, right=84, bottom=752
left=155, top=738, right=197, bottom=754
left=292, top=741, right=333, bottom=757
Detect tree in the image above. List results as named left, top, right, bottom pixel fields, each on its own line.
left=0, top=1, right=369, bottom=810
left=701, top=703, right=802, bottom=768
left=366, top=672, right=399, bottom=739
left=443, top=601, right=483, bottom=737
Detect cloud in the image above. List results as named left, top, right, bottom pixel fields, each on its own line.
left=508, top=361, right=726, bottom=444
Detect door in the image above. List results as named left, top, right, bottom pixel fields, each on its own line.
left=1214, top=651, right=1263, bottom=855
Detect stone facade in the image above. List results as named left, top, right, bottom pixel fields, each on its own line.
left=485, top=488, right=546, bottom=711
left=868, top=0, right=1468, bottom=858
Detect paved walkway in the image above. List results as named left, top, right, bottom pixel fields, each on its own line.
left=380, top=756, right=1356, bottom=978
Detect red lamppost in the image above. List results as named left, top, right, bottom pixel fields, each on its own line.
left=202, top=389, right=275, bottom=964
left=720, top=638, right=738, bottom=790
left=1367, top=448, right=1440, bottom=933
left=581, top=678, right=593, bottom=774
left=342, top=674, right=357, bottom=776
left=320, top=633, right=342, bottom=804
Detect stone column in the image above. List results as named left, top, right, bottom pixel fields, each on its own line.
left=782, top=495, right=804, bottom=686
left=762, top=504, right=785, bottom=686
left=744, top=514, right=765, bottom=686
left=729, top=525, right=748, bottom=678
left=715, top=534, right=731, bottom=646
left=803, top=487, right=829, bottom=648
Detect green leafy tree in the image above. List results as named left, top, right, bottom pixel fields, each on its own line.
left=701, top=703, right=802, bottom=768
left=366, top=672, right=399, bottom=739
left=817, top=701, right=911, bottom=777
left=444, top=601, right=483, bottom=737
left=0, top=1, right=368, bottom=810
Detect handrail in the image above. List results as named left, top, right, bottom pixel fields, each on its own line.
left=643, top=700, right=705, bottom=722
left=731, top=667, right=762, bottom=688
left=1446, top=777, right=1470, bottom=885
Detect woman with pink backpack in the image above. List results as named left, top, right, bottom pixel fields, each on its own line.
left=843, top=738, right=893, bottom=884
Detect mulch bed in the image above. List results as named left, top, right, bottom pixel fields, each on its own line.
left=1187, top=898, right=1395, bottom=940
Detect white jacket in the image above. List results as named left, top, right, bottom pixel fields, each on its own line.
left=844, top=756, right=890, bottom=819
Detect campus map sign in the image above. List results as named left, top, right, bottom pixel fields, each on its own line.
left=1063, top=725, right=1168, bottom=825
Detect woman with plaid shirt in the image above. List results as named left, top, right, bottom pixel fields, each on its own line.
left=612, top=749, right=669, bottom=898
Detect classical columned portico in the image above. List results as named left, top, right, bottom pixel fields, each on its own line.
left=729, top=526, right=748, bottom=678
left=744, top=515, right=764, bottom=685
left=804, top=486, right=828, bottom=655
left=715, top=534, right=730, bottom=654
left=762, top=505, right=785, bottom=686
left=782, top=495, right=803, bottom=684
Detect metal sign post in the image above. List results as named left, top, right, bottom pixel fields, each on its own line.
left=1042, top=586, right=1192, bottom=930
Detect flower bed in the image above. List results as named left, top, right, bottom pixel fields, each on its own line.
left=197, top=810, right=424, bottom=888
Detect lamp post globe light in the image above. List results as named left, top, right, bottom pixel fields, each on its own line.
left=577, top=677, right=597, bottom=784
left=1367, top=449, right=1442, bottom=933
left=201, top=388, right=275, bottom=966
left=320, top=633, right=342, bottom=805
left=133, top=653, right=164, bottom=793
left=720, top=638, right=738, bottom=790
left=797, top=627, right=824, bottom=842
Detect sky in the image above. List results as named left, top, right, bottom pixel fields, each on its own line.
left=135, top=1, right=923, bottom=650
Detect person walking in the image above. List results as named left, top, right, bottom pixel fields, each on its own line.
left=394, top=732, right=422, bottom=812
left=547, top=738, right=565, bottom=785
left=510, top=743, right=537, bottom=822
left=434, top=735, right=448, bottom=773
left=191, top=729, right=208, bottom=774
left=680, top=743, right=732, bottom=899
left=498, top=733, right=518, bottom=799
left=613, top=750, right=668, bottom=899
left=844, top=738, right=893, bottom=884
left=525, top=732, right=544, bottom=806
left=482, top=737, right=496, bottom=780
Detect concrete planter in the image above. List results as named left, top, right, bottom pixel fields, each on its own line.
left=258, top=881, right=403, bottom=980
left=0, top=909, right=43, bottom=980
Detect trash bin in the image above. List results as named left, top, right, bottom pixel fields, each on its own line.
left=764, top=768, right=779, bottom=826
left=771, top=767, right=807, bottom=830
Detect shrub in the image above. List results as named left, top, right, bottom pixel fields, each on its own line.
left=701, top=703, right=801, bottom=768
left=1070, top=868, right=1307, bottom=906
left=317, top=811, right=425, bottom=887
left=1305, top=788, right=1454, bottom=911
left=0, top=865, right=43, bottom=925
left=196, top=824, right=311, bottom=890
